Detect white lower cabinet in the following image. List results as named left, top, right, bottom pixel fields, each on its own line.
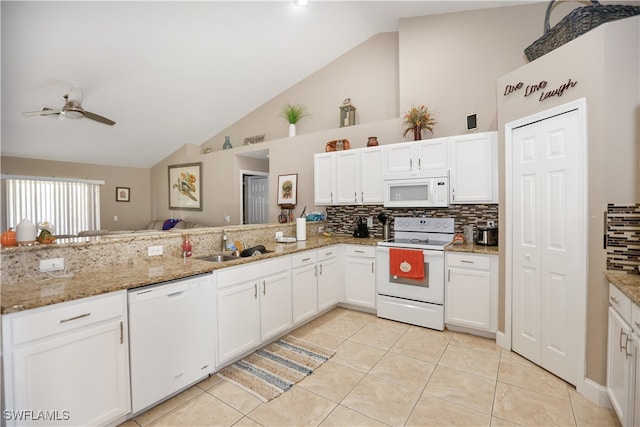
left=317, top=246, right=339, bottom=311
left=2, top=291, right=130, bottom=427
left=445, top=252, right=498, bottom=333
left=607, top=283, right=634, bottom=426
left=343, top=245, right=376, bottom=309
left=291, top=250, right=319, bottom=325
left=216, top=257, right=291, bottom=365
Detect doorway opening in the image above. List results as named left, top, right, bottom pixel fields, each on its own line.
left=241, top=170, right=269, bottom=225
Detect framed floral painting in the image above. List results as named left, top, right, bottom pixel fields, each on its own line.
left=115, top=187, right=130, bottom=202
left=277, top=173, right=297, bottom=206
left=168, top=162, right=202, bottom=210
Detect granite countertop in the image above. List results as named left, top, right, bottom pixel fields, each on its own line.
left=1, top=234, right=379, bottom=314
left=606, top=271, right=640, bottom=306
left=446, top=243, right=499, bottom=255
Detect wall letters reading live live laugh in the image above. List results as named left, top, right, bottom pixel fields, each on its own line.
left=503, top=78, right=578, bottom=102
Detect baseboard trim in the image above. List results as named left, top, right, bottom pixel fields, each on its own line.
left=496, top=331, right=510, bottom=350
left=577, top=377, right=612, bottom=409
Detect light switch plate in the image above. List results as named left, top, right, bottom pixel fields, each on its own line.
left=40, top=258, right=65, bottom=272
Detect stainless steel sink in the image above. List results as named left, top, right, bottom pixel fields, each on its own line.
left=197, top=254, right=239, bottom=263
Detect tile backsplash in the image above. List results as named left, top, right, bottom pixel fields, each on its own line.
left=607, top=204, right=640, bottom=275
left=325, top=204, right=498, bottom=237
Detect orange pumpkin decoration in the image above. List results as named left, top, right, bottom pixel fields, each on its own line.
left=1, top=228, right=17, bottom=247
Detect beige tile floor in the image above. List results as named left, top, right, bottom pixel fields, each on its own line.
left=121, top=307, right=621, bottom=427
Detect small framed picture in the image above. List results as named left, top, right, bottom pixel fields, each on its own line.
left=168, top=162, right=203, bottom=211
left=277, top=173, right=298, bottom=206
left=116, top=187, right=130, bottom=202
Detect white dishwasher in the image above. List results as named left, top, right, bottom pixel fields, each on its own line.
left=128, top=273, right=216, bottom=413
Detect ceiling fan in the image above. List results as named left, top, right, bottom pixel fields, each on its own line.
left=23, top=87, right=116, bottom=126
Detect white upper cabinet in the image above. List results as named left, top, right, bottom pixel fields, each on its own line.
left=359, top=146, right=384, bottom=204
left=335, top=150, right=359, bottom=204
left=314, top=153, right=335, bottom=205
left=449, top=131, right=497, bottom=204
left=383, top=138, right=449, bottom=175
left=315, top=147, right=384, bottom=205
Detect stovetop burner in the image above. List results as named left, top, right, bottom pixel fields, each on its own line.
left=377, top=217, right=455, bottom=250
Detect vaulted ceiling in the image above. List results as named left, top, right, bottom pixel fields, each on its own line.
left=1, top=1, right=532, bottom=168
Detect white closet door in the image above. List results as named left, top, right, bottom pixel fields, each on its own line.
left=511, top=108, right=582, bottom=386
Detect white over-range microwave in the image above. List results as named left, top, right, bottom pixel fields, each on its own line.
left=383, top=170, right=449, bottom=208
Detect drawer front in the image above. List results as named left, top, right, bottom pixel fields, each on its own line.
left=291, top=251, right=317, bottom=269
left=609, top=283, right=631, bottom=324
left=217, top=256, right=290, bottom=288
left=317, top=246, right=339, bottom=261
left=446, top=253, right=491, bottom=270
left=344, top=245, right=375, bottom=258
left=9, top=291, right=126, bottom=345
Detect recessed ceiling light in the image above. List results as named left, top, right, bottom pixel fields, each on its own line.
left=295, top=0, right=309, bottom=6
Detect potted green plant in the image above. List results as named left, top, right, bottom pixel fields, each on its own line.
left=280, top=103, right=309, bottom=137
left=402, top=105, right=437, bottom=141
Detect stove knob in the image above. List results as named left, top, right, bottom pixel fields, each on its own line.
left=435, top=222, right=441, bottom=228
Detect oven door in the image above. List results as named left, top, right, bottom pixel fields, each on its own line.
left=375, top=246, right=444, bottom=304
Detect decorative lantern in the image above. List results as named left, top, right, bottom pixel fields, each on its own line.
left=339, top=98, right=356, bottom=127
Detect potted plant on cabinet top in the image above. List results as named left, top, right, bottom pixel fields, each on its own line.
left=280, top=103, right=309, bottom=137
left=402, top=105, right=437, bottom=141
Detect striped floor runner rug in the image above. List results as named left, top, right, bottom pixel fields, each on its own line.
left=217, top=335, right=335, bottom=402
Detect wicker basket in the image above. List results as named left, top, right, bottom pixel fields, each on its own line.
left=525, top=0, right=640, bottom=61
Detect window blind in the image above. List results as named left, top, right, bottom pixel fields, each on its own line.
left=4, top=177, right=102, bottom=235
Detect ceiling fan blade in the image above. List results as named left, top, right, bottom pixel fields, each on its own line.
left=66, top=87, right=83, bottom=104
left=83, top=110, right=115, bottom=126
left=22, top=107, right=62, bottom=117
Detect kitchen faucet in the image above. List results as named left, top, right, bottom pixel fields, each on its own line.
left=221, top=230, right=227, bottom=251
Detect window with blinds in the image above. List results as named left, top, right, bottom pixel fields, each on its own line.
left=4, top=176, right=103, bottom=236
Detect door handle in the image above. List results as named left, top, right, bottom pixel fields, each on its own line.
left=461, top=260, right=474, bottom=264
left=120, top=321, right=123, bottom=344
left=319, top=264, right=323, bottom=275
left=371, top=262, right=374, bottom=274
left=354, top=192, right=357, bottom=202
left=262, top=280, right=266, bottom=295
left=610, top=296, right=620, bottom=304
left=254, top=283, right=257, bottom=299
left=620, top=329, right=629, bottom=358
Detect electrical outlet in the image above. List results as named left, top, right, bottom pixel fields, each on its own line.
left=40, top=258, right=65, bottom=272
left=147, top=245, right=163, bottom=256
left=275, top=231, right=283, bottom=239
left=367, top=217, right=373, bottom=227
left=224, top=214, right=230, bottom=222
left=487, top=220, right=495, bottom=228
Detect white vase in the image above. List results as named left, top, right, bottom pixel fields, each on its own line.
left=289, top=123, right=296, bottom=137
left=16, top=218, right=37, bottom=244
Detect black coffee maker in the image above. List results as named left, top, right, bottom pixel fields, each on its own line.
left=353, top=216, right=369, bottom=238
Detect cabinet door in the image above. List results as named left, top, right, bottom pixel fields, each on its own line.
left=450, top=132, right=497, bottom=204
left=10, top=320, right=129, bottom=427
left=384, top=142, right=414, bottom=174
left=416, top=138, right=448, bottom=171
left=314, top=153, right=335, bottom=205
left=344, top=256, right=376, bottom=309
left=335, top=150, right=360, bottom=204
left=607, top=306, right=633, bottom=426
left=217, top=281, right=260, bottom=364
left=318, top=256, right=339, bottom=311
left=292, top=263, right=318, bottom=325
left=360, top=147, right=384, bottom=204
left=446, top=267, right=492, bottom=330
left=260, top=270, right=292, bottom=341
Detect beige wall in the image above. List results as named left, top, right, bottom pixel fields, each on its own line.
left=201, top=32, right=401, bottom=152
left=0, top=156, right=152, bottom=231
left=496, top=16, right=640, bottom=385
left=398, top=4, right=545, bottom=136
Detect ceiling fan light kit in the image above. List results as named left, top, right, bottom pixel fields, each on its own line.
left=23, top=87, right=116, bottom=126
